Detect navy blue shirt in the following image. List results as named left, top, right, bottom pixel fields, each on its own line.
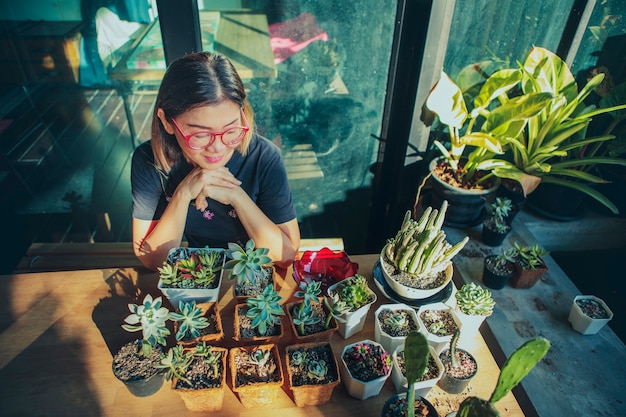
left=131, top=134, right=297, bottom=248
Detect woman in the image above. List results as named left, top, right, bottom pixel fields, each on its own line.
left=131, top=52, right=300, bottom=271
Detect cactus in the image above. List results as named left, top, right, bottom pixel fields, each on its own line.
left=404, top=331, right=430, bottom=417
left=384, top=201, right=469, bottom=278
left=456, top=337, right=550, bottom=417
left=455, top=283, right=496, bottom=316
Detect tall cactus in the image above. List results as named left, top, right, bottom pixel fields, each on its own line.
left=457, top=337, right=550, bottom=417
left=384, top=201, right=469, bottom=278
left=404, top=331, right=430, bottom=417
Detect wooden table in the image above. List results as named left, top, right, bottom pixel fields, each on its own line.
left=0, top=255, right=523, bottom=417
left=108, top=11, right=277, bottom=146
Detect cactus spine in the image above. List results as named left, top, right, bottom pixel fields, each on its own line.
left=457, top=337, right=550, bottom=417
left=384, top=201, right=469, bottom=278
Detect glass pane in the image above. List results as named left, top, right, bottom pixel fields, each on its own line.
left=444, top=0, right=575, bottom=79
left=196, top=1, right=397, bottom=252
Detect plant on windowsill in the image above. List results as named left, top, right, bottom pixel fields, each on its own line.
left=112, top=294, right=170, bottom=397
left=157, top=247, right=225, bottom=306
left=284, top=341, right=341, bottom=407
left=339, top=339, right=393, bottom=400
left=327, top=274, right=377, bottom=338
left=229, top=343, right=285, bottom=408
left=285, top=279, right=343, bottom=343
left=509, top=242, right=549, bottom=289
left=224, top=239, right=275, bottom=300
left=482, top=247, right=517, bottom=289
left=451, top=337, right=550, bottom=417
left=380, top=201, right=469, bottom=301
left=481, top=197, right=513, bottom=247
left=234, top=284, right=284, bottom=344
left=382, top=331, right=440, bottom=417
left=157, top=342, right=228, bottom=412
left=169, top=300, right=224, bottom=346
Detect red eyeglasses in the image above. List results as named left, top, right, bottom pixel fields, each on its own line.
left=170, top=108, right=249, bottom=150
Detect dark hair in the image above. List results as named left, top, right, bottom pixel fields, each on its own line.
left=151, top=52, right=255, bottom=171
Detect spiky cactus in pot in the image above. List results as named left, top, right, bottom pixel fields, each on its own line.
left=456, top=337, right=550, bottom=417
left=455, top=283, right=496, bottom=316
left=384, top=201, right=469, bottom=278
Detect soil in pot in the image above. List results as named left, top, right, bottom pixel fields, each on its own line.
left=235, top=304, right=283, bottom=341
left=233, top=266, right=274, bottom=299
left=378, top=308, right=419, bottom=337
left=112, top=340, right=164, bottom=396
left=382, top=394, right=440, bottom=417
left=381, top=255, right=450, bottom=292
left=395, top=350, right=440, bottom=382
left=419, top=309, right=459, bottom=337
left=575, top=298, right=611, bottom=319
left=482, top=255, right=515, bottom=290
left=438, top=348, right=477, bottom=394
left=288, top=301, right=337, bottom=341
left=173, top=348, right=227, bottom=411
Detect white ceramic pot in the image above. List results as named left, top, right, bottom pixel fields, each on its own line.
left=453, top=308, right=488, bottom=344
left=327, top=277, right=377, bottom=339
left=417, top=303, right=462, bottom=354
left=374, top=303, right=419, bottom=354
left=390, top=345, right=443, bottom=398
left=380, top=247, right=454, bottom=300
left=568, top=295, right=614, bottom=335
left=339, top=339, right=391, bottom=400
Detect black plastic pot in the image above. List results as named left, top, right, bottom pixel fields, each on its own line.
left=482, top=255, right=515, bottom=290
left=113, top=365, right=165, bottom=397
left=526, top=182, right=588, bottom=221
left=381, top=393, right=440, bottom=417
left=481, top=221, right=510, bottom=247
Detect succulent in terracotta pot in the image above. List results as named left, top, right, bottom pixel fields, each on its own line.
left=510, top=242, right=549, bottom=289
left=234, top=284, right=284, bottom=342
left=224, top=239, right=275, bottom=299
left=169, top=300, right=223, bottom=345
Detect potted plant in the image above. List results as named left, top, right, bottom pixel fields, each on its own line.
left=453, top=282, right=495, bottom=338
left=452, top=337, right=550, bottom=417
left=224, top=239, right=275, bottom=300
left=482, top=248, right=517, bottom=289
left=374, top=303, right=420, bottom=354
left=481, top=197, right=513, bottom=247
left=509, top=242, right=549, bottom=289
left=157, top=247, right=225, bottom=307
left=286, top=279, right=341, bottom=343
left=157, top=342, right=228, bottom=411
left=112, top=294, right=170, bottom=397
left=234, top=284, right=284, bottom=344
left=422, top=65, right=552, bottom=227
left=327, top=274, right=377, bottom=338
left=339, top=339, right=393, bottom=400
left=437, top=330, right=477, bottom=394
left=382, top=331, right=440, bottom=417
left=284, top=341, right=341, bottom=407
left=417, top=303, right=461, bottom=354
left=568, top=295, right=614, bottom=335
left=380, top=202, right=469, bottom=301
left=390, top=342, right=443, bottom=399
left=229, top=343, right=284, bottom=408
left=169, top=300, right=223, bottom=346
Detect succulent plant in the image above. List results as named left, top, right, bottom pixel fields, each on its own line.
left=291, top=351, right=306, bottom=367
left=157, top=344, right=193, bottom=384
left=294, top=279, right=322, bottom=306
left=169, top=300, right=210, bottom=341
left=291, top=302, right=321, bottom=335
left=246, top=347, right=277, bottom=379
left=307, top=359, right=329, bottom=381
left=158, top=248, right=222, bottom=288
left=455, top=282, right=496, bottom=316
left=193, top=342, right=222, bottom=378
left=404, top=331, right=430, bottom=417
left=224, top=239, right=271, bottom=285
left=245, top=284, right=285, bottom=335
left=384, top=201, right=469, bottom=278
left=342, top=341, right=392, bottom=381
left=121, top=294, right=171, bottom=356
left=384, top=311, right=410, bottom=329
left=330, top=274, right=374, bottom=312
left=495, top=247, right=517, bottom=268
left=322, top=293, right=350, bottom=328
left=513, top=242, right=549, bottom=270
left=456, top=337, right=550, bottom=417
left=487, top=197, right=512, bottom=233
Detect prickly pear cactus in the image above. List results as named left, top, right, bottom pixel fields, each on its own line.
left=404, top=331, right=430, bottom=417
left=457, top=397, right=500, bottom=417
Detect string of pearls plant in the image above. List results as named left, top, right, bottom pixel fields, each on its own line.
left=384, top=201, right=469, bottom=278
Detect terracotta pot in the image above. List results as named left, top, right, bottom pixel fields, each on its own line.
left=172, top=346, right=228, bottom=411
left=230, top=343, right=285, bottom=408
left=286, top=300, right=338, bottom=343
left=174, top=302, right=224, bottom=346
left=285, top=341, right=341, bottom=407
left=233, top=303, right=284, bottom=344
left=509, top=260, right=548, bottom=289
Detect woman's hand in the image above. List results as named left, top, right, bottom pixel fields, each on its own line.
left=176, top=166, right=242, bottom=211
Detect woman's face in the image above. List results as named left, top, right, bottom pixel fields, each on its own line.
left=159, top=101, right=244, bottom=170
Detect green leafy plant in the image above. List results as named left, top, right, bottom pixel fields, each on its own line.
left=322, top=293, right=350, bottom=328
left=157, top=342, right=223, bottom=386
left=169, top=300, right=210, bottom=341
left=455, top=282, right=496, bottom=316
left=488, top=197, right=512, bottom=233
left=457, top=337, right=550, bottom=417
left=330, top=275, right=375, bottom=312
left=224, top=239, right=272, bottom=285
left=404, top=331, right=430, bottom=417
left=513, top=242, right=549, bottom=270
left=384, top=202, right=469, bottom=278
left=294, top=279, right=322, bottom=306
left=291, top=302, right=321, bottom=335
left=495, top=247, right=517, bottom=268
left=158, top=248, right=222, bottom=288
left=245, top=284, right=284, bottom=335
left=307, top=359, right=329, bottom=381
left=121, top=294, right=171, bottom=356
